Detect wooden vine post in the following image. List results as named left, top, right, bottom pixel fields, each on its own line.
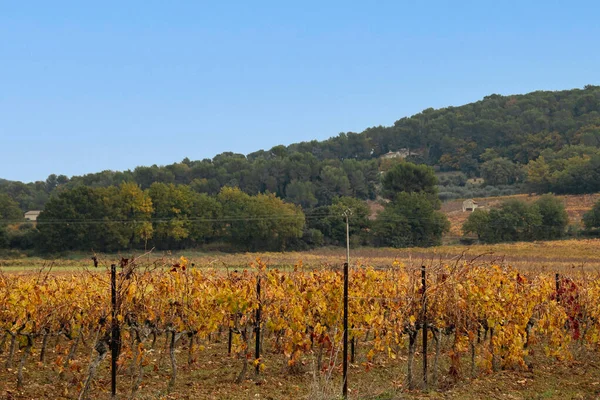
left=555, top=273, right=560, bottom=303
left=343, top=261, right=349, bottom=399
left=342, top=208, right=351, bottom=399
left=110, top=264, right=120, bottom=399
left=422, top=265, right=428, bottom=389
left=255, top=276, right=261, bottom=375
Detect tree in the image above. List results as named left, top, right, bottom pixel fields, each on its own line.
left=307, top=197, right=371, bottom=246
left=480, top=158, right=523, bottom=186
left=6, top=223, right=37, bottom=250
left=0, top=193, right=19, bottom=248
left=462, top=199, right=543, bottom=243
left=381, top=162, right=439, bottom=205
left=56, top=175, right=69, bottom=185
left=111, top=183, right=154, bottom=248
left=217, top=187, right=304, bottom=250
left=0, top=226, right=6, bottom=248
left=534, top=194, right=568, bottom=239
left=37, top=186, right=126, bottom=252
left=372, top=192, right=449, bottom=247
left=480, top=148, right=500, bottom=162
left=217, top=186, right=254, bottom=247
left=316, top=166, right=351, bottom=204
left=250, top=192, right=305, bottom=250
left=147, top=183, right=194, bottom=249
left=526, top=155, right=552, bottom=193
left=285, top=180, right=317, bottom=209
left=45, top=174, right=58, bottom=193
left=551, top=155, right=600, bottom=194
left=583, top=199, right=600, bottom=231
left=462, top=209, right=491, bottom=241
left=0, top=194, right=22, bottom=221
left=574, top=125, right=600, bottom=147
left=499, top=200, right=542, bottom=242
left=188, top=193, right=222, bottom=244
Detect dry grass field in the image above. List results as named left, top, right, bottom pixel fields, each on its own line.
left=3, top=238, right=600, bottom=274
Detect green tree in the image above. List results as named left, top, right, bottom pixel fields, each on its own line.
left=534, top=194, right=568, bottom=239
left=308, top=197, right=371, bottom=246
left=480, top=148, right=500, bottom=162
left=490, top=200, right=542, bottom=242
left=480, top=158, right=524, bottom=185
left=251, top=192, right=305, bottom=250
left=463, top=199, right=543, bottom=243
left=6, top=223, right=37, bottom=250
left=37, top=186, right=126, bottom=252
left=217, top=186, right=254, bottom=247
left=583, top=199, right=600, bottom=231
left=111, top=183, right=154, bottom=248
left=574, top=125, right=600, bottom=147
left=0, top=193, right=20, bottom=248
left=147, top=183, right=194, bottom=249
left=285, top=180, right=318, bottom=209
left=372, top=192, right=449, bottom=247
left=526, top=155, right=552, bottom=193
left=217, top=187, right=304, bottom=250
left=57, top=175, right=69, bottom=185
left=381, top=162, right=439, bottom=205
left=45, top=174, right=58, bottom=193
left=0, top=226, right=6, bottom=248
left=551, top=155, right=600, bottom=194
left=188, top=193, right=222, bottom=244
left=317, top=166, right=351, bottom=204
left=462, top=209, right=492, bottom=241
left=0, top=193, right=22, bottom=221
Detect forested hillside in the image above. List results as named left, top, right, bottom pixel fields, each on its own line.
left=3, top=85, right=600, bottom=212
left=2, top=85, right=600, bottom=253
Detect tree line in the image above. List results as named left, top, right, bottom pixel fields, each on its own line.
left=462, top=195, right=569, bottom=243
left=462, top=193, right=600, bottom=243
left=3, top=161, right=600, bottom=253
left=35, top=184, right=306, bottom=253
left=1, top=163, right=452, bottom=253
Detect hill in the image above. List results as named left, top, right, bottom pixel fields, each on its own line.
left=2, top=85, right=600, bottom=212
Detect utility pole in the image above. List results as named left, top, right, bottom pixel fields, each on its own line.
left=343, top=209, right=352, bottom=267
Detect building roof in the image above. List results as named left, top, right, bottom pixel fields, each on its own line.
left=24, top=210, right=41, bottom=216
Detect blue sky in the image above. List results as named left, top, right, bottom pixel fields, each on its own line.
left=1, top=1, right=599, bottom=183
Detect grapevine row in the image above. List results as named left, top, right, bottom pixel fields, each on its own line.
left=0, top=257, right=597, bottom=397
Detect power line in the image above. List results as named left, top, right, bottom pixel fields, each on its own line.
left=0, top=214, right=577, bottom=234
left=0, top=212, right=336, bottom=225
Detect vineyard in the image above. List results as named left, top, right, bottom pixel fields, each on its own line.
left=2, top=252, right=600, bottom=399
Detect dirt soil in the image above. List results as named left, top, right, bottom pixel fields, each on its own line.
left=2, top=334, right=600, bottom=400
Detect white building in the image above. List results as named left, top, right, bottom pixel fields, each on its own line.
left=380, top=148, right=412, bottom=159
left=462, top=199, right=478, bottom=212
left=24, top=210, right=41, bottom=221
